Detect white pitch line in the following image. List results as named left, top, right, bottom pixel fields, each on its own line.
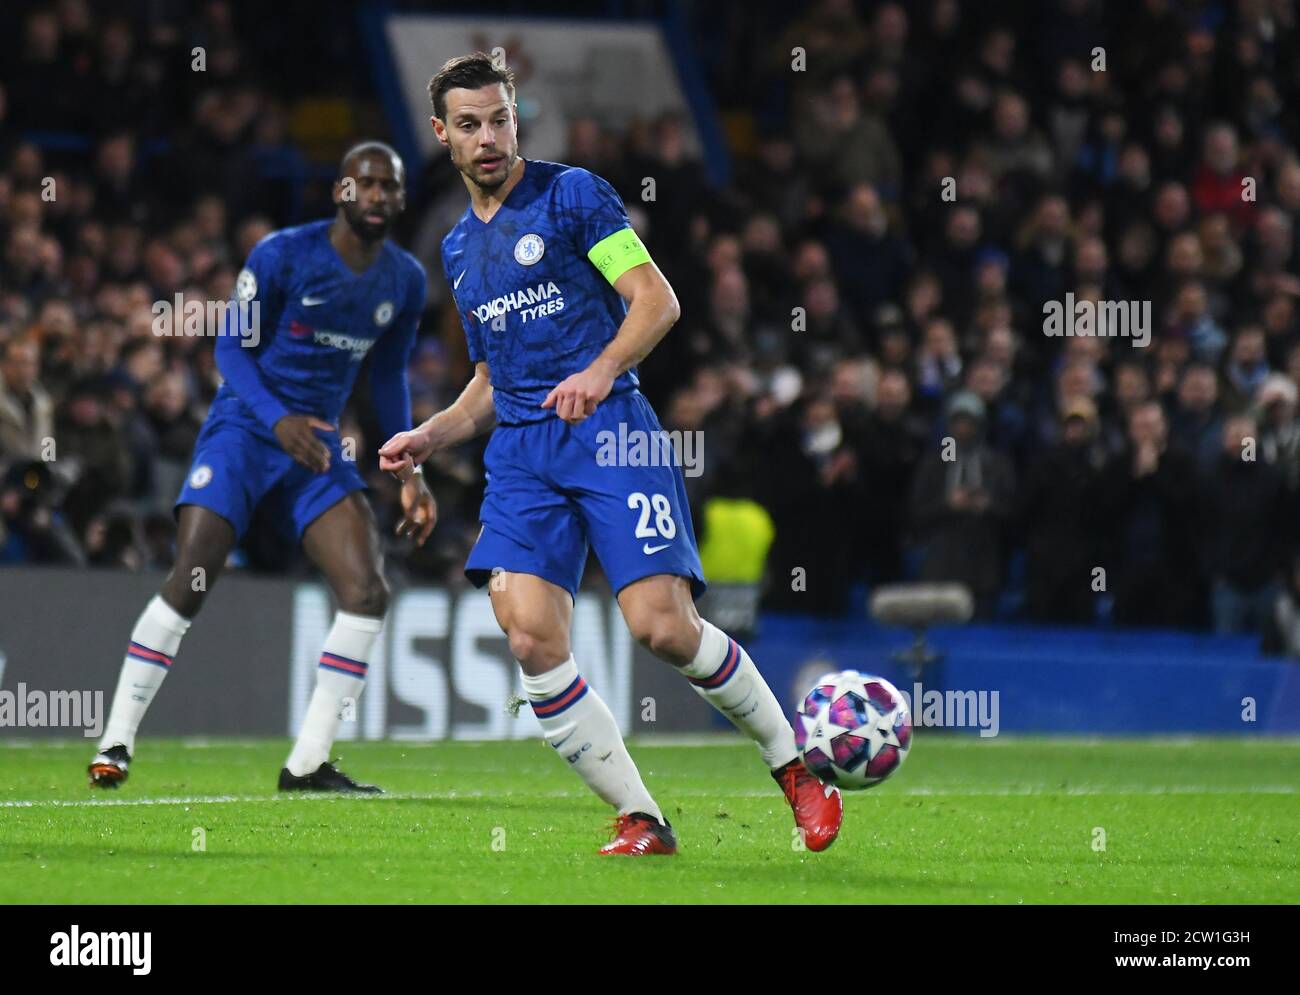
left=0, top=790, right=516, bottom=809
left=1, top=784, right=1294, bottom=809
left=895, top=785, right=1299, bottom=796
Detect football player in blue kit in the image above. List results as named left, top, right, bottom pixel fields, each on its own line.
left=379, top=54, right=844, bottom=854
left=89, top=142, right=435, bottom=793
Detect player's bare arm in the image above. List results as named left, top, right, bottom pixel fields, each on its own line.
left=541, top=261, right=680, bottom=425
left=378, top=360, right=495, bottom=470
left=394, top=469, right=436, bottom=546
left=387, top=426, right=439, bottom=546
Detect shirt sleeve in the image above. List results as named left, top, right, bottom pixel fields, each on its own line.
left=369, top=261, right=426, bottom=443
left=555, top=168, right=652, bottom=285
left=215, top=236, right=290, bottom=430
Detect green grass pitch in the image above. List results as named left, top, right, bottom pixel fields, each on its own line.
left=1, top=736, right=1296, bottom=904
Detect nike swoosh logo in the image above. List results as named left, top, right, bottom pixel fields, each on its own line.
left=553, top=732, right=575, bottom=748
left=301, top=296, right=326, bottom=306
left=453, top=270, right=466, bottom=290
left=642, top=542, right=671, bottom=555
left=598, top=752, right=613, bottom=762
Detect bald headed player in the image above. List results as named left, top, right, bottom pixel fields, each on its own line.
left=379, top=54, right=843, bottom=854
left=88, top=142, right=433, bottom=793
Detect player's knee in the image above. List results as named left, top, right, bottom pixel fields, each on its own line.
left=506, top=625, right=567, bottom=670
left=337, top=574, right=389, bottom=617
left=627, top=608, right=696, bottom=664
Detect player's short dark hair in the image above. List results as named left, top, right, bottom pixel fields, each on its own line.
left=427, top=52, right=516, bottom=121
left=338, top=140, right=403, bottom=181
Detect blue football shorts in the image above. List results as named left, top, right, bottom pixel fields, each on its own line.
left=175, top=413, right=365, bottom=540
left=465, top=390, right=706, bottom=600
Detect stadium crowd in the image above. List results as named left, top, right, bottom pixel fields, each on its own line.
left=3, top=0, right=1300, bottom=647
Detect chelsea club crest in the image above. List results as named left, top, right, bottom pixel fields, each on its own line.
left=514, top=233, right=545, bottom=266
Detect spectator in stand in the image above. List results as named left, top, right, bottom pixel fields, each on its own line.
left=760, top=392, right=865, bottom=615
left=823, top=183, right=912, bottom=339
left=0, top=338, right=53, bottom=471
left=928, top=204, right=983, bottom=329
left=1094, top=401, right=1202, bottom=627
left=1166, top=280, right=1228, bottom=363
left=1169, top=362, right=1224, bottom=478
left=1200, top=413, right=1292, bottom=635
left=1011, top=193, right=1071, bottom=321
left=133, top=369, right=201, bottom=511
left=1223, top=324, right=1272, bottom=410
left=1192, top=123, right=1254, bottom=231
left=1255, top=373, right=1300, bottom=491
left=965, top=355, right=1030, bottom=464
left=909, top=390, right=1015, bottom=617
left=795, top=74, right=902, bottom=197
left=1261, top=291, right=1298, bottom=369
left=978, top=89, right=1054, bottom=188
left=914, top=316, right=963, bottom=413
left=857, top=367, right=925, bottom=584
left=1019, top=397, right=1106, bottom=623
left=794, top=276, right=863, bottom=372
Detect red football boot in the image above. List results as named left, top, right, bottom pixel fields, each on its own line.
left=598, top=812, right=678, bottom=855
left=87, top=744, right=130, bottom=789
left=773, top=759, right=843, bottom=851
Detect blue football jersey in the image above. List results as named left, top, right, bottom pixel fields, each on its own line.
left=440, top=159, right=647, bottom=425
left=213, top=219, right=426, bottom=434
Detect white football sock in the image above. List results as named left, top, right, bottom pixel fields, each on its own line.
left=680, top=621, right=798, bottom=769
left=285, top=611, right=383, bottom=777
left=523, top=656, right=663, bottom=821
left=100, top=595, right=193, bottom=755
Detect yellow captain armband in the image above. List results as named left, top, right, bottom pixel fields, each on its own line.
left=587, top=227, right=652, bottom=285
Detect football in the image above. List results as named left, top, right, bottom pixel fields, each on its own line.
left=795, top=671, right=912, bottom=790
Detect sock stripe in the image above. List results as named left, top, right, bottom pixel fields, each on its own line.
left=127, top=642, right=173, bottom=669
left=319, top=652, right=368, bottom=677
left=690, top=637, right=740, bottom=689
left=530, top=676, right=589, bottom=717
